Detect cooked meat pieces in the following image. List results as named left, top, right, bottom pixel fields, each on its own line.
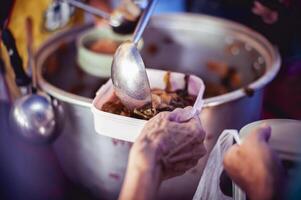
left=86, top=39, right=120, bottom=54
left=206, top=60, right=242, bottom=95
left=101, top=89, right=196, bottom=120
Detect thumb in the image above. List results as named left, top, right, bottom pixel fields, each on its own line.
left=256, top=123, right=272, bottom=142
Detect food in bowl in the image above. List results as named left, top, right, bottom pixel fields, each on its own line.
left=98, top=61, right=245, bottom=120
left=204, top=60, right=242, bottom=98
left=85, top=39, right=122, bottom=55
left=91, top=69, right=203, bottom=141
left=101, top=72, right=197, bottom=120
left=77, top=27, right=142, bottom=78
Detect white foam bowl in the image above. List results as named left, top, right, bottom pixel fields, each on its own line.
left=77, top=27, right=143, bottom=78
left=91, top=69, right=203, bottom=142
left=240, top=119, right=301, bottom=161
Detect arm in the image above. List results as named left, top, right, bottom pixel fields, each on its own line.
left=119, top=142, right=161, bottom=200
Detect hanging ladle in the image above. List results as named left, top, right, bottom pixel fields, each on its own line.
left=9, top=18, right=63, bottom=144
left=59, top=0, right=141, bottom=34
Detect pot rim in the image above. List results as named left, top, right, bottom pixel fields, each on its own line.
left=36, top=13, right=281, bottom=108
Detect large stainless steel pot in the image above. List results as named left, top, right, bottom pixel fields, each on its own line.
left=36, top=14, right=280, bottom=200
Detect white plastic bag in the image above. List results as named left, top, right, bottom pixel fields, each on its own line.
left=193, top=130, right=245, bottom=200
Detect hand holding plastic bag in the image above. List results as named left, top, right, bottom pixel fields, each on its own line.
left=223, top=125, right=284, bottom=200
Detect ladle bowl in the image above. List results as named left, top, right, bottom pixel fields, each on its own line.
left=10, top=93, right=63, bottom=143
left=112, top=42, right=152, bottom=110
left=9, top=17, right=63, bottom=144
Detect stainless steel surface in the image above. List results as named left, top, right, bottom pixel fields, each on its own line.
left=111, top=0, right=157, bottom=110
left=9, top=19, right=62, bottom=144
left=9, top=94, right=59, bottom=143
left=36, top=14, right=280, bottom=200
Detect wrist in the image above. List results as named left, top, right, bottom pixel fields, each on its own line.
left=247, top=164, right=285, bottom=200
left=119, top=151, right=162, bottom=200
left=128, top=163, right=162, bottom=186
left=128, top=139, right=163, bottom=175
left=246, top=176, right=275, bottom=200
left=128, top=146, right=162, bottom=181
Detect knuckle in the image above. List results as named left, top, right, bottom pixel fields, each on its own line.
left=223, top=148, right=237, bottom=166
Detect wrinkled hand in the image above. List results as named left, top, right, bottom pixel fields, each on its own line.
left=223, top=125, right=284, bottom=200
left=129, top=107, right=207, bottom=180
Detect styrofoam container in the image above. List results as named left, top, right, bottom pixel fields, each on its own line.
left=240, top=119, right=301, bottom=161
left=91, top=69, right=204, bottom=142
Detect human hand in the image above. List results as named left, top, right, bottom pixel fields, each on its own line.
left=223, top=125, right=284, bottom=200
left=128, top=107, right=207, bottom=180
left=88, top=0, right=141, bottom=22
left=87, top=0, right=112, bottom=13
left=112, top=0, right=141, bottom=21
left=252, top=1, right=278, bottom=24
left=86, top=0, right=112, bottom=26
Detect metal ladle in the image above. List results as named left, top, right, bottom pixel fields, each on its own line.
left=9, top=18, right=63, bottom=144
left=111, top=0, right=158, bottom=110
left=60, top=0, right=139, bottom=34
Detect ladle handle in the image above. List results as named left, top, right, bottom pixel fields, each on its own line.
left=60, top=0, right=111, bottom=22
left=25, top=17, right=37, bottom=92
left=132, top=0, right=158, bottom=44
